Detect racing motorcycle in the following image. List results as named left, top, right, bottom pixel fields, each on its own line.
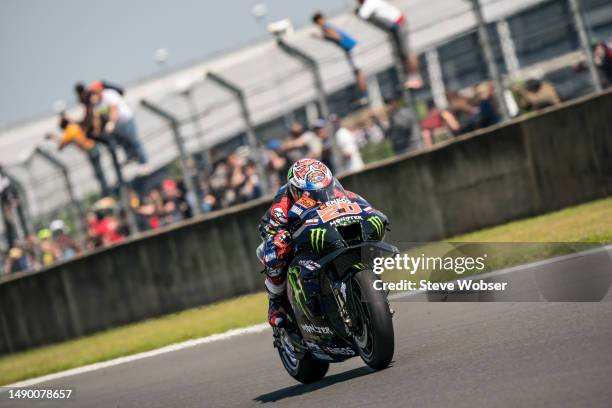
left=273, top=181, right=398, bottom=384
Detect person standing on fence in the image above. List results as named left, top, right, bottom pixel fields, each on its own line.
left=355, top=0, right=423, bottom=89
left=74, top=82, right=95, bottom=136
left=312, top=12, right=369, bottom=106
left=46, top=115, right=110, bottom=197
left=89, top=81, right=149, bottom=169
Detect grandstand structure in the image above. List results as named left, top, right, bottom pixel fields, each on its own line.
left=0, top=0, right=611, bottom=225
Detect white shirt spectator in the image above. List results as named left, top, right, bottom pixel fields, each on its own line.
left=335, top=127, right=364, bottom=172
left=358, top=0, right=404, bottom=26
left=97, top=89, right=133, bottom=123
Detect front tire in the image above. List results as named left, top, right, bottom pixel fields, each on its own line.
left=351, top=271, right=394, bottom=369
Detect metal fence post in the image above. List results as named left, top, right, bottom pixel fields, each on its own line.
left=33, top=147, right=86, bottom=243
left=358, top=19, right=422, bottom=138
left=180, top=87, right=213, bottom=177
left=496, top=19, right=521, bottom=78
left=568, top=0, right=603, bottom=92
left=425, top=48, right=448, bottom=109
left=205, top=71, right=270, bottom=192
left=179, top=87, right=209, bottom=163
left=366, top=75, right=384, bottom=108
left=469, top=0, right=510, bottom=120
left=140, top=99, right=202, bottom=215
left=275, top=38, right=340, bottom=171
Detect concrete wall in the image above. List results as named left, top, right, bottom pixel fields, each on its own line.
left=0, top=200, right=271, bottom=355
left=1, top=91, right=611, bottom=355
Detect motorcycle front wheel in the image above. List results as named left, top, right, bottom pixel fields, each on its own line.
left=351, top=270, right=395, bottom=369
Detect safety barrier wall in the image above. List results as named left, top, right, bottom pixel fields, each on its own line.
left=1, top=90, right=611, bottom=355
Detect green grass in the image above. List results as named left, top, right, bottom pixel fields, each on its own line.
left=452, top=197, right=612, bottom=243
left=1, top=197, right=611, bottom=386
left=0, top=293, right=267, bottom=386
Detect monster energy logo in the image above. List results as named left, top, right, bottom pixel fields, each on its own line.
left=288, top=267, right=314, bottom=320
left=368, top=216, right=384, bottom=238
left=353, top=262, right=366, bottom=270
left=310, top=228, right=326, bottom=252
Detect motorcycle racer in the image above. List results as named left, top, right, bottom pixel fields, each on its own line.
left=257, top=158, right=371, bottom=327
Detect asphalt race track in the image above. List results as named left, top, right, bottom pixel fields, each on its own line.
left=2, top=249, right=612, bottom=408
left=1, top=302, right=611, bottom=408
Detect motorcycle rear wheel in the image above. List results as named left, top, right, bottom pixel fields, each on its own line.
left=277, top=331, right=329, bottom=384
left=351, top=271, right=395, bottom=369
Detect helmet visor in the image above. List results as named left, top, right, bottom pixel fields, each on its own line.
left=301, top=178, right=346, bottom=204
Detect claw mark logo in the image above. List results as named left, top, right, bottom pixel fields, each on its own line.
left=352, top=262, right=366, bottom=270
left=368, top=216, right=384, bottom=238
left=288, top=267, right=313, bottom=320
left=310, top=228, right=326, bottom=252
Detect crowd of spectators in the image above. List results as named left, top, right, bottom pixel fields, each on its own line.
left=2, top=74, right=563, bottom=277
left=3, top=0, right=609, bottom=276
left=2, top=220, right=79, bottom=275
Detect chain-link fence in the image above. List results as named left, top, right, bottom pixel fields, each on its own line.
left=3, top=147, right=85, bottom=239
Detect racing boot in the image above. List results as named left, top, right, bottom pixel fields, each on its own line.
left=268, top=295, right=289, bottom=328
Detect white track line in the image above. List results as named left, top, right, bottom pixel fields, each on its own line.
left=1, top=323, right=269, bottom=390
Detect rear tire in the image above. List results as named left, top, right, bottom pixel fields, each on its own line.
left=278, top=349, right=329, bottom=384
left=352, top=271, right=394, bottom=370
left=276, top=330, right=329, bottom=384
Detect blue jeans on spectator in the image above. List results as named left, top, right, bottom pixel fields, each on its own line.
left=113, top=119, right=148, bottom=164
left=87, top=146, right=110, bottom=196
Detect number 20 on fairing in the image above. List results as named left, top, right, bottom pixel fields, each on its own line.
left=317, top=201, right=361, bottom=223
